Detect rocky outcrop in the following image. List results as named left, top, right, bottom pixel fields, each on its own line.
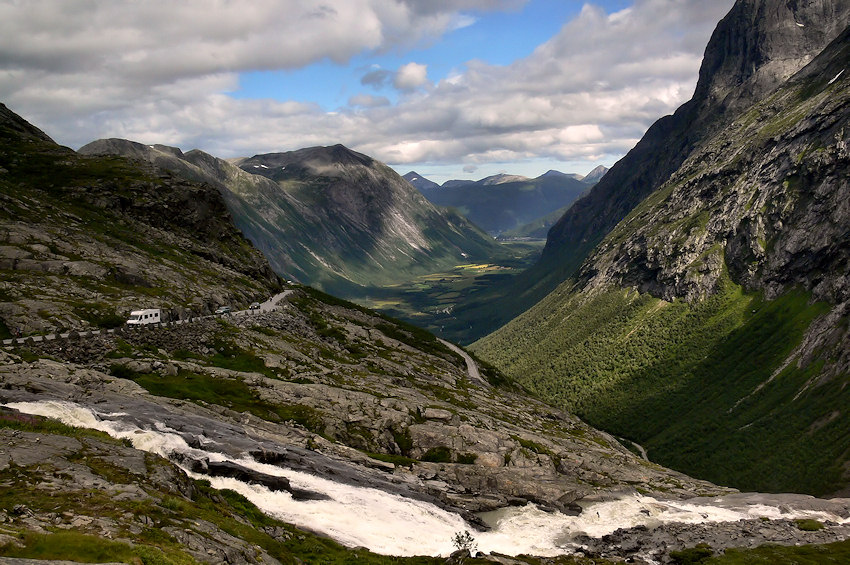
left=579, top=24, right=850, bottom=304
left=522, top=0, right=850, bottom=315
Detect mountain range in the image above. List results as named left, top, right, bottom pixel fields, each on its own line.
left=473, top=0, right=850, bottom=496
left=2, top=0, right=850, bottom=562
left=79, top=141, right=504, bottom=298
left=0, top=100, right=776, bottom=565
left=405, top=168, right=606, bottom=236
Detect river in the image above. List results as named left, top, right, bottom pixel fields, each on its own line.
left=6, top=400, right=849, bottom=558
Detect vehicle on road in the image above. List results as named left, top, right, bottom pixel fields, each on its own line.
left=249, top=302, right=260, bottom=310
left=126, top=309, right=161, bottom=325
left=214, top=306, right=231, bottom=315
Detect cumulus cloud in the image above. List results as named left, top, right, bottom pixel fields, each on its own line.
left=393, top=62, right=429, bottom=91
left=463, top=164, right=479, bottom=173
left=0, top=0, right=735, bottom=172
left=349, top=94, right=391, bottom=108
left=361, top=69, right=394, bottom=89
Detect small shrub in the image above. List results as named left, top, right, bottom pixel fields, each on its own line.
left=456, top=453, right=478, bottom=465
left=451, top=530, right=478, bottom=553
left=421, top=446, right=452, bottom=463
left=108, top=364, right=139, bottom=379
left=670, top=543, right=713, bottom=564
left=795, top=519, right=825, bottom=531
left=392, top=428, right=414, bottom=455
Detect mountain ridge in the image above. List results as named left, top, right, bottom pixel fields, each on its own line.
left=81, top=140, right=505, bottom=298
left=527, top=0, right=850, bottom=311
left=473, top=5, right=850, bottom=495
left=411, top=169, right=590, bottom=236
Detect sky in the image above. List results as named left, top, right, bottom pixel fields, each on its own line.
left=0, top=0, right=735, bottom=184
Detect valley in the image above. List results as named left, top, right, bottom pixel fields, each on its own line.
left=355, top=240, right=544, bottom=343
left=1, top=0, right=850, bottom=563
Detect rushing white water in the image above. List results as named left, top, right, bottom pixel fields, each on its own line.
left=6, top=400, right=849, bottom=557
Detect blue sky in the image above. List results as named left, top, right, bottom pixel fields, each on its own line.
left=0, top=0, right=734, bottom=184
left=235, top=0, right=632, bottom=111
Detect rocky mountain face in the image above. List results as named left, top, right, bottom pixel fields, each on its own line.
left=412, top=170, right=589, bottom=236
left=519, top=0, right=850, bottom=309
left=474, top=6, right=850, bottom=495
left=0, top=105, right=281, bottom=336
left=78, top=139, right=319, bottom=286
left=238, top=145, right=506, bottom=295
left=82, top=141, right=505, bottom=298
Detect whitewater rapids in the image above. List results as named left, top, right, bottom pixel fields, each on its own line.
left=6, top=400, right=849, bottom=557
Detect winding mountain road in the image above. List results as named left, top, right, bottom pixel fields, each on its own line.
left=1, top=289, right=294, bottom=347
left=438, top=338, right=489, bottom=388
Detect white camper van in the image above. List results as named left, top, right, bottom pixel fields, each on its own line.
left=126, top=309, right=161, bottom=325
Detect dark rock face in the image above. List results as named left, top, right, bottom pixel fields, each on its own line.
left=695, top=0, right=850, bottom=112
left=0, top=103, right=55, bottom=143
left=534, top=0, right=850, bottom=301
left=579, top=24, right=850, bottom=305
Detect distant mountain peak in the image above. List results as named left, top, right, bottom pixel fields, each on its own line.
left=240, top=143, right=374, bottom=177
left=539, top=170, right=584, bottom=181
left=403, top=171, right=440, bottom=192
left=475, top=173, right=529, bottom=186
left=583, top=165, right=609, bottom=184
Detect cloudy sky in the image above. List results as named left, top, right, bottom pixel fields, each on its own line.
left=0, top=0, right=734, bottom=183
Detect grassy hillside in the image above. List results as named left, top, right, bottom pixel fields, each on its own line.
left=473, top=275, right=850, bottom=495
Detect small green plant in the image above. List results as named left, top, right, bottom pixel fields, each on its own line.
left=392, top=428, right=414, bottom=455
left=670, top=543, right=713, bottom=564
left=420, top=446, right=452, bottom=463
left=456, top=453, right=478, bottom=465
left=795, top=518, right=825, bottom=531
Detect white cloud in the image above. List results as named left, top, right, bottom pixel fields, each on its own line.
left=0, top=0, right=736, bottom=173
left=393, top=62, right=429, bottom=91
left=349, top=94, right=391, bottom=108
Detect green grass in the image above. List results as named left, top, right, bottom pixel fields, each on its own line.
left=795, top=519, right=825, bottom=531
left=707, top=539, right=850, bottom=564
left=0, top=531, right=177, bottom=564
left=0, top=409, right=123, bottom=444
left=474, top=279, right=847, bottom=494
left=113, top=368, right=325, bottom=434
left=671, top=543, right=714, bottom=564
left=207, top=338, right=276, bottom=377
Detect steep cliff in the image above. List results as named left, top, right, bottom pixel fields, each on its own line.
left=474, top=7, right=850, bottom=495
left=514, top=0, right=850, bottom=319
